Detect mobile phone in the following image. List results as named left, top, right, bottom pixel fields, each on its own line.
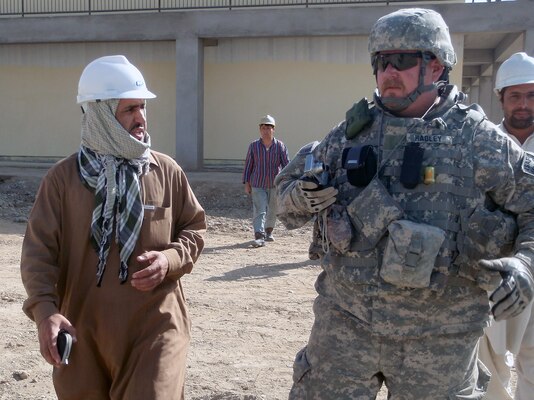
left=57, top=329, right=73, bottom=365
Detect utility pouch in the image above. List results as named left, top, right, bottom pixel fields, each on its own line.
left=456, top=205, right=517, bottom=291
left=345, top=98, right=372, bottom=140
left=381, top=220, right=445, bottom=288
left=327, top=204, right=353, bottom=253
left=400, top=143, right=424, bottom=189
left=342, top=145, right=377, bottom=187
left=347, top=178, right=404, bottom=247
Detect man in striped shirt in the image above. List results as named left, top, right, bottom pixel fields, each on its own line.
left=243, top=115, right=290, bottom=247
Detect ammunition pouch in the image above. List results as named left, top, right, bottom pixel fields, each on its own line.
left=342, top=145, right=377, bottom=187
left=381, top=220, right=446, bottom=289
left=347, top=178, right=404, bottom=247
left=400, top=143, right=424, bottom=189
left=456, top=205, right=517, bottom=291
left=326, top=204, right=353, bottom=253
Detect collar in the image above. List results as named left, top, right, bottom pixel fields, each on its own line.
left=147, top=150, right=159, bottom=170
left=500, top=121, right=534, bottom=152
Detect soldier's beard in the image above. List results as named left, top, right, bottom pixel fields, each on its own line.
left=379, top=79, right=411, bottom=112
left=380, top=78, right=406, bottom=96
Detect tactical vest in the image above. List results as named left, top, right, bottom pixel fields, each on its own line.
left=326, top=103, right=507, bottom=290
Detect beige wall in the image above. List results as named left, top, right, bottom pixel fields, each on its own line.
left=204, top=34, right=464, bottom=161
left=204, top=60, right=376, bottom=160
left=0, top=42, right=176, bottom=159
left=1, top=34, right=463, bottom=163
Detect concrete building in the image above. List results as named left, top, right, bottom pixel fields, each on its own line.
left=1, top=0, right=533, bottom=170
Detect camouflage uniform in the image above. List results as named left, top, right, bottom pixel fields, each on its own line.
left=276, top=86, right=534, bottom=400
left=276, top=8, right=534, bottom=398
left=276, top=85, right=534, bottom=399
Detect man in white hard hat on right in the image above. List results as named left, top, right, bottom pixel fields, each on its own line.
left=479, top=52, right=534, bottom=400
left=20, top=55, right=206, bottom=399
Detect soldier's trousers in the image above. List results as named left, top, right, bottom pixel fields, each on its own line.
left=289, top=295, right=490, bottom=400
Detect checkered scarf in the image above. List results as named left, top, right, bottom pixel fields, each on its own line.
left=77, top=100, right=150, bottom=286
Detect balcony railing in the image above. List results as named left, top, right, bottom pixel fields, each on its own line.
left=0, top=0, right=494, bottom=17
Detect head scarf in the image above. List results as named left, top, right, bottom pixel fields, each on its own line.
left=77, top=99, right=150, bottom=286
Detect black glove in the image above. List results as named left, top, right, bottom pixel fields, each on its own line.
left=290, top=180, right=338, bottom=213
left=479, top=257, right=534, bottom=321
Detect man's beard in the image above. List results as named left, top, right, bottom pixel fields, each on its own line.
left=508, top=112, right=534, bottom=130
left=380, top=78, right=405, bottom=96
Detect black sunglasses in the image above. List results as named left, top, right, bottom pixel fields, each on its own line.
left=371, top=52, right=423, bottom=74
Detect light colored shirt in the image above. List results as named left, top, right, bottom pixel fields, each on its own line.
left=499, top=120, right=534, bottom=152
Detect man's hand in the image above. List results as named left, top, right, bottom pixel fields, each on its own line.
left=479, top=257, right=534, bottom=320
left=290, top=179, right=338, bottom=213
left=244, top=182, right=252, bottom=195
left=131, top=251, right=169, bottom=291
left=37, top=314, right=76, bottom=367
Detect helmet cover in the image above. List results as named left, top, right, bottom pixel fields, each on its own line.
left=368, top=8, right=457, bottom=68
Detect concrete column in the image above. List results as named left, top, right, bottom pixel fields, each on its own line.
left=468, top=85, right=480, bottom=105
left=478, top=76, right=494, bottom=120
left=487, top=61, right=503, bottom=124
left=525, top=29, right=534, bottom=56
left=175, top=37, right=204, bottom=170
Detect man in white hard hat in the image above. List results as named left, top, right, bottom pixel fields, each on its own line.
left=479, top=51, right=534, bottom=400
left=243, top=114, right=289, bottom=247
left=20, top=55, right=206, bottom=399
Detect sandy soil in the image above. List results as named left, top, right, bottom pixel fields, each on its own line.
left=0, top=170, right=514, bottom=399
left=0, top=170, right=369, bottom=400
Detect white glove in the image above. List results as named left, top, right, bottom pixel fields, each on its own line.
left=290, top=179, right=338, bottom=213
left=479, top=257, right=534, bottom=321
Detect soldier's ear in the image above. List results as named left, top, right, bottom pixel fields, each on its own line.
left=430, top=59, right=445, bottom=81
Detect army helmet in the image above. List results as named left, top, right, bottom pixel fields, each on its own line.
left=368, top=8, right=457, bottom=69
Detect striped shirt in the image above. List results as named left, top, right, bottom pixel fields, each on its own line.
left=242, top=138, right=290, bottom=189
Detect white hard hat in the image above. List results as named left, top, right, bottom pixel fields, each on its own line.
left=494, top=52, right=534, bottom=95
left=77, top=55, right=156, bottom=104
left=259, top=115, right=276, bottom=126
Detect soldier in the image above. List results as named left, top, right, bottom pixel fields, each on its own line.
left=275, top=8, right=534, bottom=399
left=479, top=52, right=534, bottom=400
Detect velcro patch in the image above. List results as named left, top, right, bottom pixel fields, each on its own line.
left=407, top=133, right=453, bottom=145
left=522, top=152, right=534, bottom=176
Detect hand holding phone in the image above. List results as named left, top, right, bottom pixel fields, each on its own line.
left=57, top=329, right=73, bottom=365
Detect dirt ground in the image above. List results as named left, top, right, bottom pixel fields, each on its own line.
left=0, top=168, right=514, bottom=399
left=0, top=169, right=358, bottom=400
